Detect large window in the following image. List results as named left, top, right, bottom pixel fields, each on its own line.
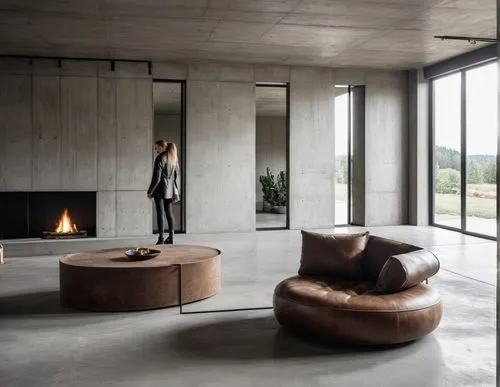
left=432, top=61, right=497, bottom=238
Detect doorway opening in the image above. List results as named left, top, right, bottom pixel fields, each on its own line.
left=152, top=80, right=186, bottom=233
left=255, top=83, right=289, bottom=230
left=335, top=85, right=353, bottom=226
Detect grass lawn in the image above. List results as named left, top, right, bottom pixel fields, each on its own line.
left=435, top=193, right=496, bottom=218
left=336, top=182, right=495, bottom=219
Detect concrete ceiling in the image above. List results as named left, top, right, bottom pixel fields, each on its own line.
left=0, top=0, right=495, bottom=69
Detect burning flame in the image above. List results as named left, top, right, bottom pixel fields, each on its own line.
left=55, top=209, right=78, bottom=233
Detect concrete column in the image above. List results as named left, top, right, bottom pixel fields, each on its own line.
left=289, top=67, right=336, bottom=229
left=408, top=69, right=430, bottom=225
left=364, top=71, right=409, bottom=226
left=186, top=79, right=256, bottom=233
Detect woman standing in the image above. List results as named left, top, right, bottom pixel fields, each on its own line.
left=147, top=141, right=180, bottom=244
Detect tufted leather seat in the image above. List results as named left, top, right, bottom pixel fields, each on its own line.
left=273, top=235, right=443, bottom=345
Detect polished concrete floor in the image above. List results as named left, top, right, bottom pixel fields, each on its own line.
left=0, top=226, right=495, bottom=386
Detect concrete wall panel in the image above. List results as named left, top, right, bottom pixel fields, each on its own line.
left=32, top=76, right=61, bottom=190
left=188, top=63, right=255, bottom=82
left=60, top=77, right=98, bottom=190
left=116, top=78, right=153, bottom=191
left=364, top=71, right=408, bottom=226
left=153, top=62, right=188, bottom=80
left=0, top=58, right=32, bottom=75
left=254, top=65, right=290, bottom=83
left=60, top=60, right=98, bottom=77
left=0, top=75, right=32, bottom=191
left=186, top=80, right=255, bottom=232
left=289, top=67, right=335, bottom=229
left=97, top=190, right=116, bottom=237
left=116, top=191, right=152, bottom=236
left=98, top=78, right=117, bottom=191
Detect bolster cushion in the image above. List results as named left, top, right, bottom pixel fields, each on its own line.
left=376, top=249, right=440, bottom=294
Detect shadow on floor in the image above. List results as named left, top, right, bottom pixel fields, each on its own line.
left=171, top=315, right=441, bottom=364
left=0, top=291, right=78, bottom=315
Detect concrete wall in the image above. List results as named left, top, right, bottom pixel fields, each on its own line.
left=290, top=67, right=336, bottom=229
left=256, top=116, right=286, bottom=210
left=153, top=114, right=182, bottom=231
left=363, top=71, right=409, bottom=226
left=408, top=69, right=430, bottom=225
left=0, top=58, right=153, bottom=237
left=0, top=59, right=410, bottom=238
left=186, top=77, right=256, bottom=233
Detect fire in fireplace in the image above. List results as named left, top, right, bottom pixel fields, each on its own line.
left=0, top=192, right=96, bottom=239
left=42, top=208, right=88, bottom=240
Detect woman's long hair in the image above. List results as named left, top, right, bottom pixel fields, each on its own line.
left=166, top=142, right=178, bottom=166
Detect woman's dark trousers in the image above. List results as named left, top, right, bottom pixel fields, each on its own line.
left=154, top=197, right=175, bottom=243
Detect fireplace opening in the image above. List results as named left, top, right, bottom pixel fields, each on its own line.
left=41, top=208, right=88, bottom=239
left=0, top=192, right=96, bottom=239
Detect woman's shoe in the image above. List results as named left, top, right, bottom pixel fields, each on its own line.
left=164, top=235, right=173, bottom=245
left=156, top=237, right=164, bottom=245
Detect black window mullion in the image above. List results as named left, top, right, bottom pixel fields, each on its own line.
left=460, top=71, right=467, bottom=231
left=347, top=85, right=352, bottom=225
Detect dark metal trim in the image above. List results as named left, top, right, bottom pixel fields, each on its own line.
left=0, top=53, right=151, bottom=65
left=255, top=83, right=290, bottom=231
left=428, top=80, right=435, bottom=225
left=180, top=306, right=274, bottom=315
left=176, top=263, right=274, bottom=315
left=152, top=79, right=187, bottom=234
left=432, top=224, right=497, bottom=241
left=434, top=35, right=497, bottom=43
left=423, top=44, right=496, bottom=79
left=286, top=82, right=290, bottom=230
left=178, top=264, right=183, bottom=314
left=256, top=227, right=287, bottom=231
left=181, top=80, right=187, bottom=234
left=347, top=85, right=352, bottom=225
left=460, top=71, right=467, bottom=231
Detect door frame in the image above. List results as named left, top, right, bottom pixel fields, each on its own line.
left=255, top=82, right=290, bottom=231
left=152, top=79, right=187, bottom=233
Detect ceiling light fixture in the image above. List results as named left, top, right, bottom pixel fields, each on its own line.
left=434, top=35, right=497, bottom=44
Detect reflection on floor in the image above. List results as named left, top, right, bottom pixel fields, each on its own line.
left=0, top=226, right=495, bottom=387
left=435, top=214, right=496, bottom=237
left=256, top=212, right=286, bottom=229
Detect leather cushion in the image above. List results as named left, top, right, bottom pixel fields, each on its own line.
left=376, top=249, right=440, bottom=294
left=298, top=230, right=369, bottom=280
left=275, top=275, right=441, bottom=312
left=363, top=236, right=420, bottom=280
left=273, top=276, right=442, bottom=344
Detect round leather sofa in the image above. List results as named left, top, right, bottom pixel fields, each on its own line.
left=273, top=232, right=443, bottom=345
left=273, top=276, right=442, bottom=345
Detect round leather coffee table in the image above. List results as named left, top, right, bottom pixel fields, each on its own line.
left=59, top=245, right=221, bottom=311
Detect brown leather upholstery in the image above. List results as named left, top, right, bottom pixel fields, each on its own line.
left=273, top=234, right=442, bottom=345
left=273, top=276, right=442, bottom=344
left=376, top=249, right=440, bottom=293
left=363, top=236, right=420, bottom=280
left=299, top=231, right=369, bottom=279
